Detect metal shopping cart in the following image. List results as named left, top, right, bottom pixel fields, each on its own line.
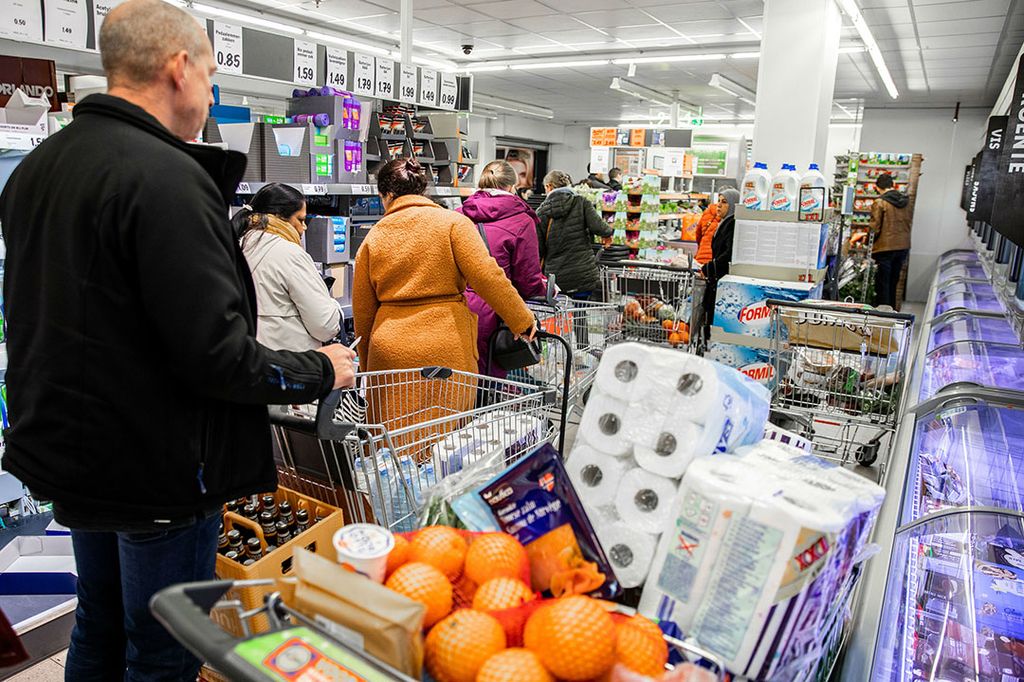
left=765, top=299, right=915, bottom=481
left=601, top=261, right=706, bottom=353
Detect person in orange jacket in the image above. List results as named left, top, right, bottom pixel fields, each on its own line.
left=693, top=199, right=721, bottom=265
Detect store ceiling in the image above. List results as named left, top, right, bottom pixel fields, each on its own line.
left=236, top=0, right=1024, bottom=123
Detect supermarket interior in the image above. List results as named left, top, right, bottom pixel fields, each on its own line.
left=1, top=0, right=1024, bottom=680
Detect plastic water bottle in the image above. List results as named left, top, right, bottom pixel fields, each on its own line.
left=741, top=162, right=772, bottom=211
left=799, top=163, right=827, bottom=221
left=769, top=164, right=801, bottom=211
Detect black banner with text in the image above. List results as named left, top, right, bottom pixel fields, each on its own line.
left=991, top=55, right=1024, bottom=247
left=969, top=115, right=1007, bottom=223
left=961, top=163, right=974, bottom=211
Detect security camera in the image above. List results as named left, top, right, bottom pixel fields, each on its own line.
left=462, top=44, right=474, bottom=55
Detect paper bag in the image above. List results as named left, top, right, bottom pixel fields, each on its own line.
left=280, top=549, right=426, bottom=678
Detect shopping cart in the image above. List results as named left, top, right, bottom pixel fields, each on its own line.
left=151, top=579, right=729, bottom=682
left=765, top=299, right=915, bottom=480
left=601, top=261, right=705, bottom=353
left=271, top=367, right=560, bottom=534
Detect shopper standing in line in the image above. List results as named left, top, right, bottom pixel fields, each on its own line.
left=694, top=194, right=724, bottom=265
left=582, top=164, right=612, bottom=189
left=607, top=167, right=624, bottom=191
left=700, top=189, right=740, bottom=340
left=459, top=160, right=548, bottom=377
left=869, top=172, right=912, bottom=309
left=236, top=183, right=343, bottom=351
left=536, top=170, right=614, bottom=299
left=0, top=1, right=356, bottom=680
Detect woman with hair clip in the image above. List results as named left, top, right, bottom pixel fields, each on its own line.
left=235, top=183, right=342, bottom=351
left=458, top=160, right=547, bottom=376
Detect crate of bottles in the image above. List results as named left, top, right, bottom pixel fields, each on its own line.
left=212, top=486, right=343, bottom=636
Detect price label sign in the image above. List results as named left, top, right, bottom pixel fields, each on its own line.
left=91, top=0, right=125, bottom=49
left=439, top=73, right=458, bottom=110
left=213, top=22, right=243, bottom=75
left=236, top=182, right=251, bottom=194
left=374, top=58, right=395, bottom=100
left=352, top=184, right=373, bottom=195
left=43, top=0, right=88, bottom=48
left=0, top=132, right=45, bottom=151
left=399, top=64, right=418, bottom=104
left=420, top=69, right=438, bottom=107
left=0, top=0, right=43, bottom=41
left=326, top=47, right=348, bottom=89
left=301, top=184, right=328, bottom=195
left=353, top=53, right=375, bottom=96
left=293, top=40, right=316, bottom=86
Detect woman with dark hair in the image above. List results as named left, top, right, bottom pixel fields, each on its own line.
left=235, top=183, right=341, bottom=351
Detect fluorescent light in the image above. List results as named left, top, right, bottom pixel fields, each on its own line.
left=838, top=45, right=866, bottom=54
left=610, top=77, right=674, bottom=107
left=462, top=64, right=510, bottom=72
left=836, top=0, right=898, bottom=99
left=736, top=17, right=761, bottom=40
left=508, top=59, right=609, bottom=70
left=729, top=51, right=760, bottom=60
left=190, top=3, right=304, bottom=34
left=306, top=31, right=393, bottom=57
left=474, top=93, right=554, bottom=119
left=708, top=73, right=756, bottom=100
left=611, top=53, right=726, bottom=65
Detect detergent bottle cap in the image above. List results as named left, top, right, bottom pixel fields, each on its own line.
left=782, top=163, right=796, bottom=171
left=754, top=162, right=768, bottom=170
left=808, top=163, right=820, bottom=171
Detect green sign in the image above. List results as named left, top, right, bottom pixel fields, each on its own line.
left=233, top=627, right=394, bottom=681
left=690, top=118, right=704, bottom=127
left=692, top=144, right=728, bottom=176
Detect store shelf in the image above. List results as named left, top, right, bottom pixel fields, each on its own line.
left=855, top=163, right=911, bottom=169
left=235, top=182, right=474, bottom=197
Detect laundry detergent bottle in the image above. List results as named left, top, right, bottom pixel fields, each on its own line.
left=799, top=163, right=827, bottom=221
left=741, top=162, right=772, bottom=211
left=769, top=163, right=800, bottom=211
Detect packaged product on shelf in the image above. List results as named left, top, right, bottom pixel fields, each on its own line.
left=742, top=162, right=772, bottom=210
left=769, top=164, right=800, bottom=211
left=712, top=276, right=820, bottom=340
left=704, top=342, right=776, bottom=386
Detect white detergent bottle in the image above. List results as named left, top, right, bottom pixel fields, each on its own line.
left=741, top=162, right=772, bottom=211
left=799, top=163, right=827, bottom=221
left=769, top=163, right=800, bottom=212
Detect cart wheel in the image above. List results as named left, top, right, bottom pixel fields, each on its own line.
left=855, top=438, right=880, bottom=467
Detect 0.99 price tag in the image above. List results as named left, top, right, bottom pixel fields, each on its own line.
left=439, top=73, right=458, bottom=110
left=301, top=184, right=328, bottom=195
left=293, top=40, right=316, bottom=87
left=353, top=53, right=375, bottom=96
left=213, top=22, right=243, bottom=75
left=326, top=47, right=347, bottom=89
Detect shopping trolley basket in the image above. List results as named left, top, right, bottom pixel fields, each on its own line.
left=601, top=261, right=705, bottom=352
left=271, top=367, right=560, bottom=533
left=765, top=299, right=915, bottom=478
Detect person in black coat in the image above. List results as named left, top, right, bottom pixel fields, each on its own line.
left=700, top=188, right=740, bottom=340
left=0, top=1, right=355, bottom=679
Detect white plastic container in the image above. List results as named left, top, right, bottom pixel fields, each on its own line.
left=741, top=162, right=772, bottom=211
left=799, top=163, right=828, bottom=221
left=769, top=163, right=800, bottom=212
left=333, top=523, right=394, bottom=583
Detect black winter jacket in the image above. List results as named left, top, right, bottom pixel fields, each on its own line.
left=0, top=95, right=335, bottom=529
left=701, top=214, right=735, bottom=284
left=536, top=190, right=613, bottom=293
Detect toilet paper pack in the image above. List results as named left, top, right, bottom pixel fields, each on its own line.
left=566, top=445, right=631, bottom=508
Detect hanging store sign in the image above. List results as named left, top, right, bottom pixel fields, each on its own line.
left=374, top=57, right=395, bottom=100
left=439, top=73, right=458, bottom=110
left=590, top=127, right=617, bottom=147
left=629, top=129, right=646, bottom=147
left=43, top=0, right=88, bottom=49
left=212, top=22, right=243, bottom=75
left=293, top=40, right=316, bottom=86
left=419, top=69, right=438, bottom=107
left=92, top=0, right=125, bottom=50
left=961, top=164, right=973, bottom=211
left=352, top=53, right=375, bottom=96
left=0, top=0, right=43, bottom=42
left=325, top=48, right=347, bottom=90
left=968, top=115, right=1007, bottom=223
left=399, top=63, right=417, bottom=104
left=991, top=54, right=1024, bottom=247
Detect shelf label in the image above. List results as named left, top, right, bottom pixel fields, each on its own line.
left=353, top=53, right=375, bottom=96
left=420, top=69, right=438, bottom=107
left=294, top=40, right=316, bottom=86
left=439, top=73, right=458, bottom=110
left=399, top=63, right=417, bottom=104
left=352, top=184, right=373, bottom=195
left=326, top=48, right=347, bottom=90
left=0, top=0, right=43, bottom=42
left=236, top=182, right=251, bottom=194
left=43, top=0, right=88, bottom=48
left=213, top=22, right=243, bottom=75
left=301, top=183, right=328, bottom=195
left=92, top=0, right=125, bottom=49
left=0, top=132, right=45, bottom=151
left=374, top=58, right=395, bottom=100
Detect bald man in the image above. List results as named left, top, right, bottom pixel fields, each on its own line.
left=0, top=1, right=355, bottom=679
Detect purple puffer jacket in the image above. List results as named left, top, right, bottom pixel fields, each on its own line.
left=458, top=190, right=547, bottom=376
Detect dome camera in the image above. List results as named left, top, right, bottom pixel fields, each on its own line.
left=462, top=44, right=474, bottom=55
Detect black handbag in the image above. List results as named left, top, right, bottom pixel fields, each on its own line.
left=476, top=223, right=542, bottom=371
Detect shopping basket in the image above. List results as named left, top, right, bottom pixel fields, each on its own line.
left=601, top=261, right=705, bottom=352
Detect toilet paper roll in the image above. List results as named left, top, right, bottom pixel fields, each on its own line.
left=614, top=468, right=679, bottom=534
left=644, top=352, right=721, bottom=426
left=566, top=446, right=631, bottom=508
left=595, top=343, right=653, bottom=402
left=579, top=393, right=633, bottom=457
left=633, top=420, right=704, bottom=479
left=598, top=523, right=657, bottom=588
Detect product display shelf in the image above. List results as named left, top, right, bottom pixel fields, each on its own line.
left=234, top=182, right=471, bottom=198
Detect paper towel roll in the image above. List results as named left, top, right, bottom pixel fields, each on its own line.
left=633, top=420, right=704, bottom=479
left=596, top=342, right=653, bottom=402
left=598, top=523, right=657, bottom=588
left=566, top=446, right=631, bottom=508
left=614, top=468, right=679, bottom=534
left=579, top=393, right=632, bottom=456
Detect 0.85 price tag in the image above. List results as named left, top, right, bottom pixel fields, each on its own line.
left=293, top=39, right=316, bottom=87
left=374, top=58, right=395, bottom=100
left=399, top=63, right=418, bottom=104
left=213, top=22, right=243, bottom=75
left=326, top=47, right=347, bottom=89
left=353, top=53, right=375, bottom=96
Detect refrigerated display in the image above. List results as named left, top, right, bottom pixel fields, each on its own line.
left=928, top=311, right=1019, bottom=351
left=920, top=341, right=1024, bottom=400
left=937, top=262, right=987, bottom=283
left=933, top=279, right=1003, bottom=317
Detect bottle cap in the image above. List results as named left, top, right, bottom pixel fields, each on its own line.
left=754, top=162, right=768, bottom=169
left=808, top=163, right=820, bottom=170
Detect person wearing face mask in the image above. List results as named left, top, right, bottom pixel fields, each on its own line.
left=699, top=188, right=740, bottom=341
left=235, top=183, right=342, bottom=351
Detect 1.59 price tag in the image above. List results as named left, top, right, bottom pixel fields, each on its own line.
left=293, top=40, right=316, bottom=87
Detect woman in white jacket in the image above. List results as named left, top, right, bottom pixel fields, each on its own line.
left=234, top=183, right=342, bottom=351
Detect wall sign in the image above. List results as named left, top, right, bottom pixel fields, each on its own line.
left=968, top=115, right=1007, bottom=223
left=663, top=148, right=686, bottom=177
left=399, top=63, right=417, bottom=104
left=590, top=128, right=617, bottom=147
left=374, top=57, right=394, bottom=100
left=0, top=56, right=59, bottom=111
left=438, top=73, right=457, bottom=110
left=92, top=0, right=125, bottom=49
left=293, top=39, right=316, bottom=86
left=213, top=22, right=243, bottom=75
left=43, top=0, right=88, bottom=49
left=420, top=69, right=438, bottom=107
left=325, top=47, right=347, bottom=89
left=991, top=53, right=1024, bottom=247
left=0, top=0, right=43, bottom=42
left=352, top=53, right=375, bottom=96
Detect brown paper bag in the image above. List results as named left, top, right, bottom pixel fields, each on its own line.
left=278, top=548, right=426, bottom=678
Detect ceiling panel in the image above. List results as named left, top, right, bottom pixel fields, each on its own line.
left=641, top=2, right=735, bottom=23
left=913, top=0, right=1010, bottom=22
left=574, top=9, right=663, bottom=28
left=863, top=6, right=914, bottom=24
left=916, top=16, right=1007, bottom=37
left=537, top=28, right=615, bottom=44
left=474, top=0, right=557, bottom=19
left=605, top=25, right=680, bottom=40
left=454, top=21, right=521, bottom=38
left=920, top=32, right=1003, bottom=48
left=412, top=4, right=492, bottom=23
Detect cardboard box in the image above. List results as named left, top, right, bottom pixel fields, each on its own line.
left=305, top=216, right=350, bottom=264
left=0, top=536, right=76, bottom=596
left=0, top=57, right=59, bottom=112
left=779, top=299, right=901, bottom=355
left=0, top=90, right=49, bottom=151
left=712, top=275, right=820, bottom=340
left=705, top=341, right=777, bottom=389
left=732, top=218, right=829, bottom=270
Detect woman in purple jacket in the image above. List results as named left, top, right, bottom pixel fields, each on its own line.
left=459, top=160, right=547, bottom=376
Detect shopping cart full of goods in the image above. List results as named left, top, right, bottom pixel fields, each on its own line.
left=765, top=299, right=915, bottom=482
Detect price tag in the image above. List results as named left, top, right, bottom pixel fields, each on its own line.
left=43, top=0, right=88, bottom=48
left=301, top=184, right=328, bottom=195
left=326, top=47, right=348, bottom=89
left=213, top=22, right=243, bottom=75
left=353, top=53, right=375, bottom=96
left=439, top=73, right=458, bottom=110
left=0, top=132, right=46, bottom=151
left=420, top=69, right=438, bottom=107
left=236, top=182, right=251, bottom=194
left=293, top=39, right=316, bottom=86
left=374, top=58, right=395, bottom=99
left=91, top=0, right=125, bottom=49
left=352, top=184, right=373, bottom=195
left=0, top=0, right=43, bottom=41
left=398, top=64, right=418, bottom=104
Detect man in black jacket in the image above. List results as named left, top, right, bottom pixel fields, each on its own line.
left=0, top=1, right=355, bottom=679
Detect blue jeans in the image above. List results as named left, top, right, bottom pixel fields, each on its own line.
left=65, top=513, right=220, bottom=681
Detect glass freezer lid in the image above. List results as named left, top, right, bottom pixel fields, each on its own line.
left=937, top=264, right=988, bottom=283
left=901, top=401, right=1024, bottom=526
left=871, top=511, right=1024, bottom=682
left=939, top=250, right=981, bottom=266
left=934, top=280, right=1003, bottom=317
left=928, top=312, right=1018, bottom=351
left=920, top=341, right=1024, bottom=401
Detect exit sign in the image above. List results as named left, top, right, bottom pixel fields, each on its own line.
left=690, top=118, right=704, bottom=127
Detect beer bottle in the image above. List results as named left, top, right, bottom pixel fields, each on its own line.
left=279, top=501, right=295, bottom=533
left=295, top=509, right=311, bottom=534
left=315, top=507, right=328, bottom=523
left=242, top=559, right=255, bottom=567
left=225, top=500, right=239, bottom=515
left=276, top=521, right=292, bottom=545
left=261, top=495, right=278, bottom=520
left=217, top=532, right=229, bottom=555
left=227, top=529, right=243, bottom=555
left=246, top=537, right=264, bottom=561
left=242, top=504, right=259, bottom=523
left=224, top=550, right=240, bottom=562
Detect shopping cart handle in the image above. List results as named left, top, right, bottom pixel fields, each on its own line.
left=315, top=389, right=356, bottom=440
left=150, top=581, right=239, bottom=665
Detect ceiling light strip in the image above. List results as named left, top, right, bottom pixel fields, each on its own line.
left=836, top=0, right=898, bottom=99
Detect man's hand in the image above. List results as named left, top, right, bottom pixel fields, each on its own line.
left=317, top=345, right=357, bottom=389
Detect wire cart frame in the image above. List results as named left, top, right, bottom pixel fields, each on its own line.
left=601, top=261, right=705, bottom=352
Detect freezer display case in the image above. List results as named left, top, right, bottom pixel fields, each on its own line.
left=928, top=311, right=1019, bottom=351
left=934, top=279, right=1003, bottom=317
left=920, top=341, right=1024, bottom=400
left=938, top=249, right=981, bottom=267
left=937, top=262, right=988, bottom=283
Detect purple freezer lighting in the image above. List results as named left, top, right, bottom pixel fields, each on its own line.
left=928, top=313, right=1019, bottom=351
left=920, top=341, right=1024, bottom=401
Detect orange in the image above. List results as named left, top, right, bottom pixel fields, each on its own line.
left=425, top=609, right=506, bottom=682
left=524, top=596, right=616, bottom=680
left=464, top=533, right=528, bottom=585
left=410, top=526, right=468, bottom=580
left=614, top=615, right=668, bottom=677
left=668, top=332, right=685, bottom=347
left=662, top=319, right=674, bottom=330
left=385, top=562, right=453, bottom=628
left=476, top=648, right=553, bottom=682
left=472, top=577, right=535, bottom=612
left=386, top=534, right=410, bottom=578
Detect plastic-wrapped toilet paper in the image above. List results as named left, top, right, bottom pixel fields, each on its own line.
left=579, top=393, right=632, bottom=456
left=596, top=343, right=653, bottom=402
left=566, top=445, right=631, bottom=508
left=614, top=467, right=679, bottom=534
left=632, top=418, right=704, bottom=479
left=597, top=522, right=657, bottom=588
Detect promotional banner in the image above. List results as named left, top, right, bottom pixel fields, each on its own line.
left=991, top=54, right=1024, bottom=246
left=961, top=164, right=973, bottom=211
left=968, top=115, right=1007, bottom=223
left=967, top=151, right=983, bottom=220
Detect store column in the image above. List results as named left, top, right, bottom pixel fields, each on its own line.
left=751, top=0, right=842, bottom=170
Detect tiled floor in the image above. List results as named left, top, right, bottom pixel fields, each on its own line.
left=7, top=649, right=65, bottom=681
